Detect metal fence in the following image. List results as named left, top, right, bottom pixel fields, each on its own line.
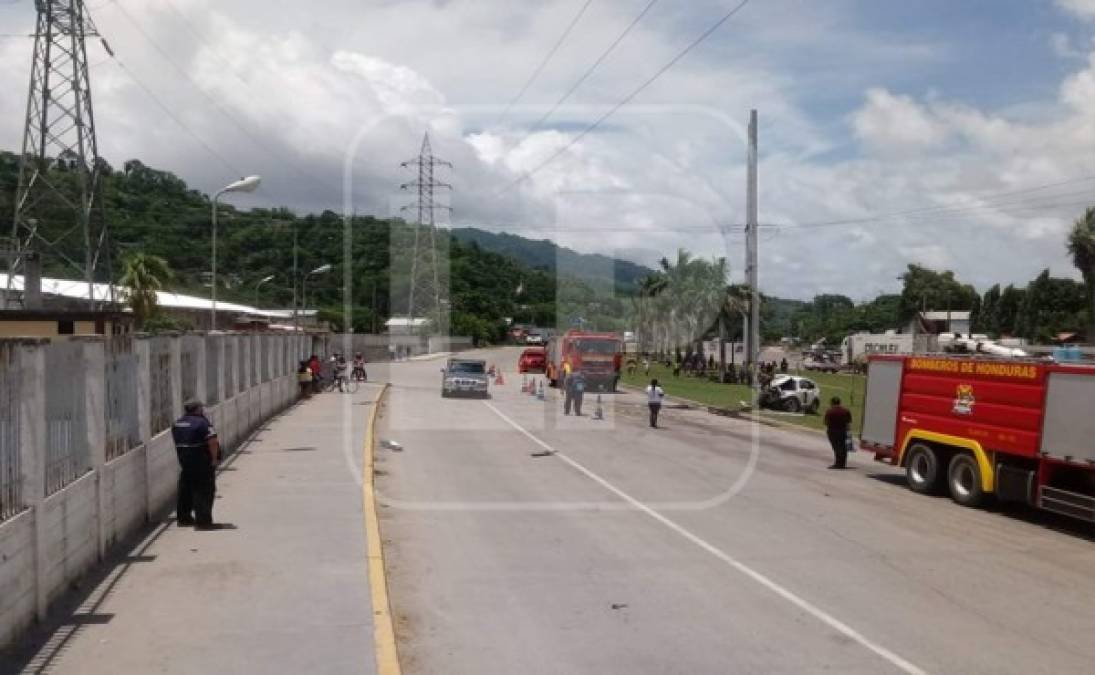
left=180, top=335, right=200, bottom=403
left=105, top=337, right=140, bottom=461
left=149, top=337, right=174, bottom=434
left=237, top=337, right=249, bottom=392
left=44, top=341, right=88, bottom=495
left=224, top=337, right=236, bottom=399
left=0, top=344, right=22, bottom=520
left=259, top=336, right=269, bottom=382
left=205, top=335, right=221, bottom=405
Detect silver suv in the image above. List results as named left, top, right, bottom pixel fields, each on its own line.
left=441, top=358, right=490, bottom=398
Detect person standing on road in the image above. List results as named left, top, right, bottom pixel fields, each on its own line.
left=823, top=396, right=853, bottom=469
left=564, top=370, right=586, bottom=415
left=172, top=399, right=221, bottom=529
left=646, top=378, right=665, bottom=428
left=308, top=354, right=322, bottom=393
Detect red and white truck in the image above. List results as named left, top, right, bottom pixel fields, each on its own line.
left=545, top=330, right=623, bottom=392
left=861, top=354, right=1095, bottom=522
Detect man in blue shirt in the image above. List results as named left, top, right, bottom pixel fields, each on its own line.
left=172, top=399, right=221, bottom=529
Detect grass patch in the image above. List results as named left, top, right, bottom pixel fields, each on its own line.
left=621, top=362, right=866, bottom=433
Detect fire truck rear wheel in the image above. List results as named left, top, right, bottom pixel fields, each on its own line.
left=947, top=453, right=985, bottom=507
left=905, top=443, right=941, bottom=495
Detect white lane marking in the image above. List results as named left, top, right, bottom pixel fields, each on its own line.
left=483, top=400, right=927, bottom=675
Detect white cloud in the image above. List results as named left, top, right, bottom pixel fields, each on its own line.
left=1, top=0, right=1093, bottom=302
left=852, top=89, right=949, bottom=154
left=1057, top=0, right=1095, bottom=20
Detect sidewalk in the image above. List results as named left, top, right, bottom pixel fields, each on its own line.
left=1, top=385, right=385, bottom=675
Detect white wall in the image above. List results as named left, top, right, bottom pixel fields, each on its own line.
left=0, top=332, right=303, bottom=649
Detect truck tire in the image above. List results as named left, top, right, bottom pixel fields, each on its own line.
left=905, top=443, right=941, bottom=495
left=947, top=453, right=985, bottom=507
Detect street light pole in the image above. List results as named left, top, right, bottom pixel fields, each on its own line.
left=254, top=274, right=275, bottom=308
left=301, top=263, right=332, bottom=328
left=210, top=175, right=261, bottom=330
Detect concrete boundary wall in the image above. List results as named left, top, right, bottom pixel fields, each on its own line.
left=0, top=332, right=308, bottom=648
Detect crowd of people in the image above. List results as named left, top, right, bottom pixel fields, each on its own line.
left=296, top=352, right=368, bottom=398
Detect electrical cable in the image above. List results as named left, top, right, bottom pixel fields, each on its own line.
left=495, top=0, right=596, bottom=126
left=499, top=0, right=752, bottom=193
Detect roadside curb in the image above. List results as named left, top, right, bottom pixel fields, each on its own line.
left=363, top=383, right=400, bottom=675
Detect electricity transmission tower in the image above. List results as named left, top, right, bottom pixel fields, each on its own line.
left=4, top=0, right=113, bottom=310
left=400, top=132, right=451, bottom=331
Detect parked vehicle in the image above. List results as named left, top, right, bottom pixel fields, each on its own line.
left=840, top=331, right=914, bottom=367
left=759, top=375, right=820, bottom=413
left=802, top=353, right=841, bottom=373
left=440, top=358, right=490, bottom=398
left=525, top=332, right=545, bottom=345
left=518, top=347, right=546, bottom=373
left=545, top=330, right=623, bottom=391
left=861, top=354, right=1095, bottom=521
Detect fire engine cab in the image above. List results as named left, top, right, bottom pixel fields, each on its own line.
left=861, top=354, right=1095, bottom=522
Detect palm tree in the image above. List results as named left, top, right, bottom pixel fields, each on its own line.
left=1068, top=207, right=1095, bottom=342
left=119, top=252, right=173, bottom=328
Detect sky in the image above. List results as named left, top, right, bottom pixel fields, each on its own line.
left=2, top=0, right=1095, bottom=301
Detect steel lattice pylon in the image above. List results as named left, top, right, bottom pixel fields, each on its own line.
left=400, top=132, right=451, bottom=332
left=5, top=0, right=112, bottom=310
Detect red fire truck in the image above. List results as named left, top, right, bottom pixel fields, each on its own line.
left=861, top=354, right=1095, bottom=522
left=545, top=330, right=623, bottom=392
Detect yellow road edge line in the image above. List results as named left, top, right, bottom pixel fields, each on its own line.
left=364, top=383, right=400, bottom=675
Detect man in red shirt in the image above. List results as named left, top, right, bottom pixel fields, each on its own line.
left=823, top=396, right=853, bottom=469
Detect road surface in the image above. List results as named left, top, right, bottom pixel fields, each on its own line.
left=377, top=347, right=1095, bottom=675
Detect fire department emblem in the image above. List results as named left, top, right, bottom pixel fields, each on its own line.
left=953, top=384, right=975, bottom=415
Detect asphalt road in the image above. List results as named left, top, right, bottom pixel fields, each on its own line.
left=375, top=347, right=1095, bottom=675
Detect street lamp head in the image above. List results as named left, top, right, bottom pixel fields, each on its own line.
left=221, top=175, right=262, bottom=194
left=309, top=263, right=332, bottom=275
left=260, top=274, right=276, bottom=283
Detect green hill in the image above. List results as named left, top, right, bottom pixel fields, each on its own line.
left=0, top=151, right=651, bottom=339
left=451, top=227, right=654, bottom=294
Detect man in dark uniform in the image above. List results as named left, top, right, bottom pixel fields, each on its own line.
left=564, top=370, right=586, bottom=416
left=172, top=399, right=221, bottom=529
left=823, top=396, right=853, bottom=470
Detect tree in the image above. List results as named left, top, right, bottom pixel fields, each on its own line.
left=1067, top=207, right=1095, bottom=341
left=1016, top=270, right=1086, bottom=341
left=118, top=252, right=173, bottom=328
left=898, top=264, right=979, bottom=324
left=978, top=284, right=1001, bottom=335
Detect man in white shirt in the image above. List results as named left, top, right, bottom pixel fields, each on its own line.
left=646, top=378, right=665, bottom=428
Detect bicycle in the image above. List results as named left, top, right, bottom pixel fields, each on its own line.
left=324, top=374, right=359, bottom=394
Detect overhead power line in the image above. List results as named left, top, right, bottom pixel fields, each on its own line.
left=105, top=0, right=332, bottom=195
left=495, top=0, right=596, bottom=125
left=500, top=0, right=752, bottom=194
left=109, top=57, right=242, bottom=175
left=512, top=0, right=659, bottom=139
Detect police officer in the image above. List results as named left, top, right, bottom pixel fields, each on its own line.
left=172, top=399, right=221, bottom=529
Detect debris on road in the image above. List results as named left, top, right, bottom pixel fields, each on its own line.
left=381, top=439, right=403, bottom=452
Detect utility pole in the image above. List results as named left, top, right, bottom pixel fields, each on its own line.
left=400, top=132, right=452, bottom=335
left=745, top=109, right=760, bottom=386
left=6, top=0, right=113, bottom=310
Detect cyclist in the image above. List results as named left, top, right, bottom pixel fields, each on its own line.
left=352, top=352, right=367, bottom=382
left=334, top=355, right=350, bottom=392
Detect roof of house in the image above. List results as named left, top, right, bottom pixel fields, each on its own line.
left=385, top=316, right=431, bottom=328
left=0, top=273, right=304, bottom=319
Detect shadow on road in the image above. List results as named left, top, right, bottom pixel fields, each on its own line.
left=865, top=472, right=1095, bottom=541
left=0, top=520, right=171, bottom=675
